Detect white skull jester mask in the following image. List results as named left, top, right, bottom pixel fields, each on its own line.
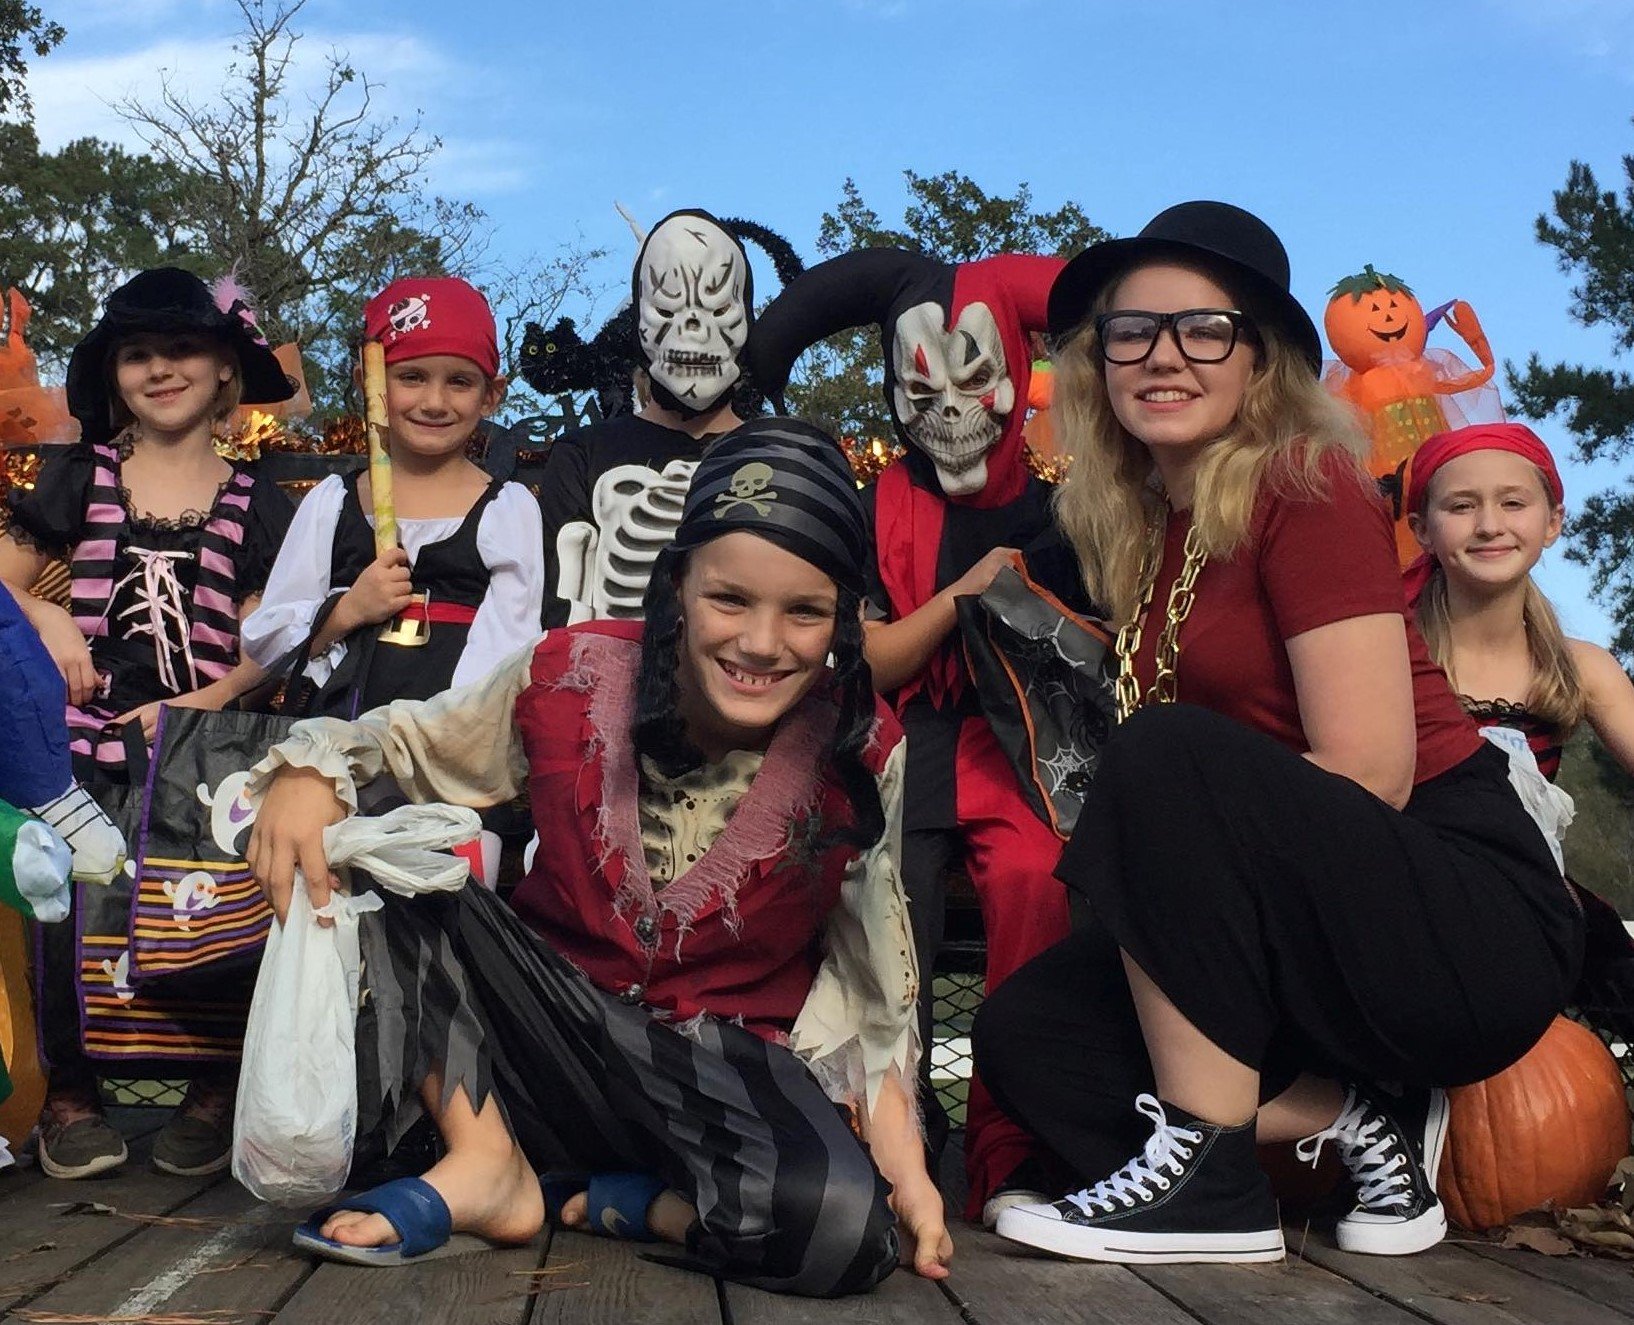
left=891, top=300, right=1015, bottom=498
left=637, top=215, right=748, bottom=411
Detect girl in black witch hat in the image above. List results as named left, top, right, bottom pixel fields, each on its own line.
left=0, top=267, right=296, bottom=1181
left=246, top=418, right=952, bottom=1295
left=972, top=202, right=1581, bottom=1266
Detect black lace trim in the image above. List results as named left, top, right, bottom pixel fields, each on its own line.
left=0, top=516, right=64, bottom=557
left=113, top=433, right=233, bottom=531
left=1458, top=694, right=1540, bottom=727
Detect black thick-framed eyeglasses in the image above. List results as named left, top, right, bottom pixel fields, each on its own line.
left=1093, top=308, right=1253, bottom=364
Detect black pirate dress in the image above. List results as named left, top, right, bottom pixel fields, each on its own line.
left=241, top=470, right=545, bottom=709
left=6, top=436, right=293, bottom=781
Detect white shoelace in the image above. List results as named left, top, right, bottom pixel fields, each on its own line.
left=1063, top=1094, right=1204, bottom=1216
left=111, top=548, right=198, bottom=694
left=1295, top=1088, right=1411, bottom=1210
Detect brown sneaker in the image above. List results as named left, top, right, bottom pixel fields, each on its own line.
left=38, top=1081, right=128, bottom=1179
left=153, top=1073, right=234, bottom=1177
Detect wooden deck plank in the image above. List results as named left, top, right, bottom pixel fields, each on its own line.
left=723, top=1258, right=959, bottom=1324
left=0, top=1132, right=222, bottom=1316
left=1460, top=1240, right=1634, bottom=1320
left=937, top=1226, right=1203, bottom=1325
left=1303, top=1238, right=1634, bottom=1325
left=1135, top=1253, right=1423, bottom=1325
left=13, top=1174, right=311, bottom=1322
left=269, top=1224, right=548, bottom=1325
left=527, top=1228, right=721, bottom=1324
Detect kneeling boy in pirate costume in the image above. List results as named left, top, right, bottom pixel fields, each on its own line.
left=247, top=419, right=952, bottom=1296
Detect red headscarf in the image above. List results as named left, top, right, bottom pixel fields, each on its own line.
left=364, top=277, right=500, bottom=378
left=1401, top=423, right=1564, bottom=606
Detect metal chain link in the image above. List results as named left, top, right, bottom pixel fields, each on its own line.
left=1114, top=523, right=1209, bottom=723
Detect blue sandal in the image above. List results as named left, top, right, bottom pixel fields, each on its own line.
left=292, top=1176, right=502, bottom=1266
left=584, top=1172, right=665, bottom=1243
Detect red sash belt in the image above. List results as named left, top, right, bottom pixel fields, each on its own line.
left=399, top=599, right=479, bottom=625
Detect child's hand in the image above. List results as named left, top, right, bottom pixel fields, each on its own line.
left=115, top=690, right=219, bottom=743
left=341, top=548, right=415, bottom=628
left=947, top=546, right=1022, bottom=601
left=35, top=601, right=99, bottom=706
left=247, top=766, right=349, bottom=924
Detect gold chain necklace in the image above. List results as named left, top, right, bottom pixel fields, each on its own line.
left=1113, top=521, right=1209, bottom=722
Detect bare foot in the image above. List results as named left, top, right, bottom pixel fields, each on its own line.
left=320, top=1141, right=544, bottom=1249
left=559, top=1187, right=696, bottom=1244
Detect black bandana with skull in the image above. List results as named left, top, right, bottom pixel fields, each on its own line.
left=633, top=209, right=754, bottom=418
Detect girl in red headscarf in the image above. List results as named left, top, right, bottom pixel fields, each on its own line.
left=1405, top=423, right=1634, bottom=782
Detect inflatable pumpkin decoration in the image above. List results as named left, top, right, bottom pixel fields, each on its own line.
left=1322, top=265, right=1504, bottom=562
left=1438, top=1016, right=1630, bottom=1231
left=0, top=289, right=76, bottom=446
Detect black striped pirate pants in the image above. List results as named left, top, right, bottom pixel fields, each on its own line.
left=352, top=883, right=900, bottom=1297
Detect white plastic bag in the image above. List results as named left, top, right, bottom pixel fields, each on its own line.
left=232, top=803, right=480, bottom=1206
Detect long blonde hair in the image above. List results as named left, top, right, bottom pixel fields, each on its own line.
left=1051, top=263, right=1370, bottom=624
left=1411, top=470, right=1587, bottom=732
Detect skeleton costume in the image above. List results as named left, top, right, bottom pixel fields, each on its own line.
left=251, top=422, right=917, bottom=1297
left=749, top=250, right=1074, bottom=1217
left=242, top=278, right=545, bottom=707
left=537, top=210, right=800, bottom=627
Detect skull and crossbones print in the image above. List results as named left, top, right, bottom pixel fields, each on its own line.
left=713, top=461, right=778, bottom=518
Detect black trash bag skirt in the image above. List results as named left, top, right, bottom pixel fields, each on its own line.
left=353, top=882, right=899, bottom=1298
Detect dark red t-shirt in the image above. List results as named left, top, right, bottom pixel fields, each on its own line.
left=1128, top=452, right=1481, bottom=784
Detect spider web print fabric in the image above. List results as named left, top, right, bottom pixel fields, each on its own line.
left=957, top=565, right=1117, bottom=838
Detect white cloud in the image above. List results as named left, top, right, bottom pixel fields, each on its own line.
left=26, top=25, right=532, bottom=201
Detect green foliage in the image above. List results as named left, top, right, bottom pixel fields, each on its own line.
left=1508, top=143, right=1634, bottom=659
left=785, top=171, right=1108, bottom=442
left=0, top=0, right=62, bottom=117
left=1327, top=263, right=1413, bottom=303
left=0, top=123, right=209, bottom=370
left=1558, top=725, right=1634, bottom=915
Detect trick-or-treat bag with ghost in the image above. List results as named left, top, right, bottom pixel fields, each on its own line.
left=124, top=705, right=295, bottom=985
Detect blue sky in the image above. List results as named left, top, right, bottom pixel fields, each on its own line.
left=25, top=0, right=1634, bottom=645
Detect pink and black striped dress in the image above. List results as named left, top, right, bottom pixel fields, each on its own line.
left=6, top=437, right=293, bottom=781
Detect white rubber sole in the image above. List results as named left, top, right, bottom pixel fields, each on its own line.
left=996, top=1206, right=1285, bottom=1264
left=981, top=1188, right=1051, bottom=1231
left=1336, top=1089, right=1450, bottom=1256
left=1337, top=1202, right=1448, bottom=1256
left=37, top=1137, right=128, bottom=1180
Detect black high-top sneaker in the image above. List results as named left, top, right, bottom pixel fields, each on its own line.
left=994, top=1094, right=1284, bottom=1264
left=1295, top=1083, right=1448, bottom=1256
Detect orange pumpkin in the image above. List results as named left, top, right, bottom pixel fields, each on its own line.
left=1323, top=265, right=1428, bottom=374
left=1438, top=1016, right=1631, bottom=1231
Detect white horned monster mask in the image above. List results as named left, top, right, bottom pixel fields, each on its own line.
left=891, top=300, right=1015, bottom=498
left=635, top=210, right=751, bottom=415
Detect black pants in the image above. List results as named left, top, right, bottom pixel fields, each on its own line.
left=355, top=884, right=899, bottom=1298
left=973, top=704, right=1584, bottom=1186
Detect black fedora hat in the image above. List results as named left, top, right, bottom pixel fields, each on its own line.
left=67, top=267, right=297, bottom=445
left=1047, top=201, right=1323, bottom=373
